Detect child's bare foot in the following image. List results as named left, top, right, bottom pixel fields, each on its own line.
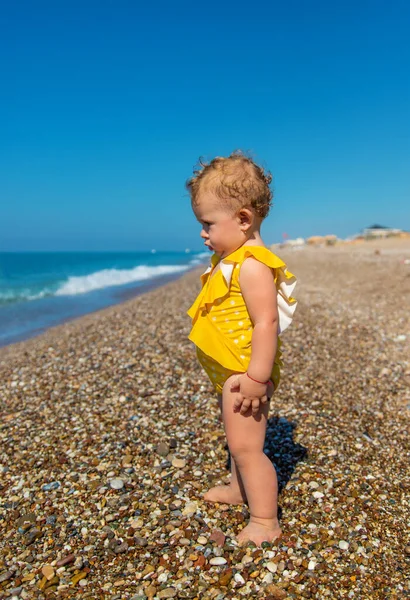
left=203, top=484, right=247, bottom=505
left=237, top=517, right=282, bottom=546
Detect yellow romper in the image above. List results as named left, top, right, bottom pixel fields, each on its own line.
left=187, top=246, right=297, bottom=393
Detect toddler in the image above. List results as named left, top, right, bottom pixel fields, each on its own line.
left=186, top=152, right=297, bottom=546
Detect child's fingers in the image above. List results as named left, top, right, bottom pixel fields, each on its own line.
left=239, top=396, right=252, bottom=414
left=233, top=395, right=243, bottom=410
left=260, top=395, right=268, bottom=405
left=230, top=377, right=241, bottom=392
left=251, top=398, right=261, bottom=415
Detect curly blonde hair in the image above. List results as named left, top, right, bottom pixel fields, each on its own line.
left=186, top=151, right=273, bottom=219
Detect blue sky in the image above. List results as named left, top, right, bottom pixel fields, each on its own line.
left=1, top=0, right=409, bottom=251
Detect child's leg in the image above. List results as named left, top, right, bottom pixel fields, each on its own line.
left=204, top=394, right=247, bottom=504
left=221, top=375, right=281, bottom=545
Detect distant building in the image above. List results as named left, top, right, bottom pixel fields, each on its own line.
left=271, top=238, right=306, bottom=249
left=362, top=225, right=402, bottom=238
left=324, top=234, right=337, bottom=245
left=283, top=237, right=305, bottom=247
left=307, top=236, right=324, bottom=245
left=307, top=235, right=338, bottom=246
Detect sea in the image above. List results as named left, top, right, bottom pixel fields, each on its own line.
left=0, top=250, right=209, bottom=347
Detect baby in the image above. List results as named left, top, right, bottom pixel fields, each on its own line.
left=186, top=152, right=297, bottom=546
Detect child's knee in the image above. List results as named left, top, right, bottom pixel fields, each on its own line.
left=229, top=444, right=261, bottom=467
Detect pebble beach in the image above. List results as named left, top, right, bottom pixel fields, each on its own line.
left=1, top=240, right=409, bottom=599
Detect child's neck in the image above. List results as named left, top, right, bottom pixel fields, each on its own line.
left=219, top=232, right=265, bottom=259
left=243, top=230, right=264, bottom=247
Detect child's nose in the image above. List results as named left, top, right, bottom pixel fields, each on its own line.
left=200, top=228, right=208, bottom=239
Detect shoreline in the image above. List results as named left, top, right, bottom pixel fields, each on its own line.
left=0, top=266, right=204, bottom=351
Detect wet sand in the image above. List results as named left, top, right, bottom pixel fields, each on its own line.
left=0, top=240, right=409, bottom=598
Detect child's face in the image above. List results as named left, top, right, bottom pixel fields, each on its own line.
left=193, top=194, right=246, bottom=257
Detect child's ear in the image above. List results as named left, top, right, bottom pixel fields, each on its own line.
left=238, top=208, right=253, bottom=230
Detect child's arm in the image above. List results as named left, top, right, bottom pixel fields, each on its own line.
left=234, top=257, right=279, bottom=414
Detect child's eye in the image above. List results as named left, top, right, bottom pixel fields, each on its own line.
left=203, top=221, right=212, bottom=227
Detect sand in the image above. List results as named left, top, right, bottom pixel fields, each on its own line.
left=0, top=239, right=409, bottom=599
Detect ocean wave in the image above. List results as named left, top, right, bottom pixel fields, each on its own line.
left=0, top=264, right=191, bottom=305
left=0, top=289, right=49, bottom=305
left=54, top=264, right=189, bottom=296
left=189, top=252, right=210, bottom=265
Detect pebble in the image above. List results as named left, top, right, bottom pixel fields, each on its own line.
left=24, top=528, right=42, bottom=546
left=114, top=542, right=129, bottom=553
left=266, top=561, right=278, bottom=573
left=262, top=572, right=274, bottom=584
left=218, top=568, right=233, bottom=586
left=71, top=571, right=88, bottom=585
left=182, top=501, right=197, bottom=516
left=209, top=529, right=226, bottom=546
left=264, top=584, right=287, bottom=599
left=9, top=587, right=22, bottom=597
left=156, top=442, right=169, bottom=456
left=157, top=588, right=177, bottom=599
left=56, top=554, right=75, bottom=567
left=178, top=537, right=190, bottom=545
left=134, top=537, right=148, bottom=547
left=339, top=540, right=349, bottom=550
left=209, top=557, right=227, bottom=566
left=312, top=491, right=324, bottom=499
left=197, top=536, right=208, bottom=545
left=234, top=573, right=246, bottom=585
left=171, top=458, right=186, bottom=468
left=109, top=478, right=124, bottom=490
left=42, top=481, right=60, bottom=491
left=41, top=565, right=54, bottom=580
left=145, top=585, right=157, bottom=599
left=130, top=518, right=143, bottom=529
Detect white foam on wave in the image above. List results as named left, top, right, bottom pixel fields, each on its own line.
left=189, top=251, right=210, bottom=265
left=54, top=264, right=189, bottom=296
left=0, top=289, right=48, bottom=304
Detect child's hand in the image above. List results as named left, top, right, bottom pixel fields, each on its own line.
left=230, top=375, right=272, bottom=416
